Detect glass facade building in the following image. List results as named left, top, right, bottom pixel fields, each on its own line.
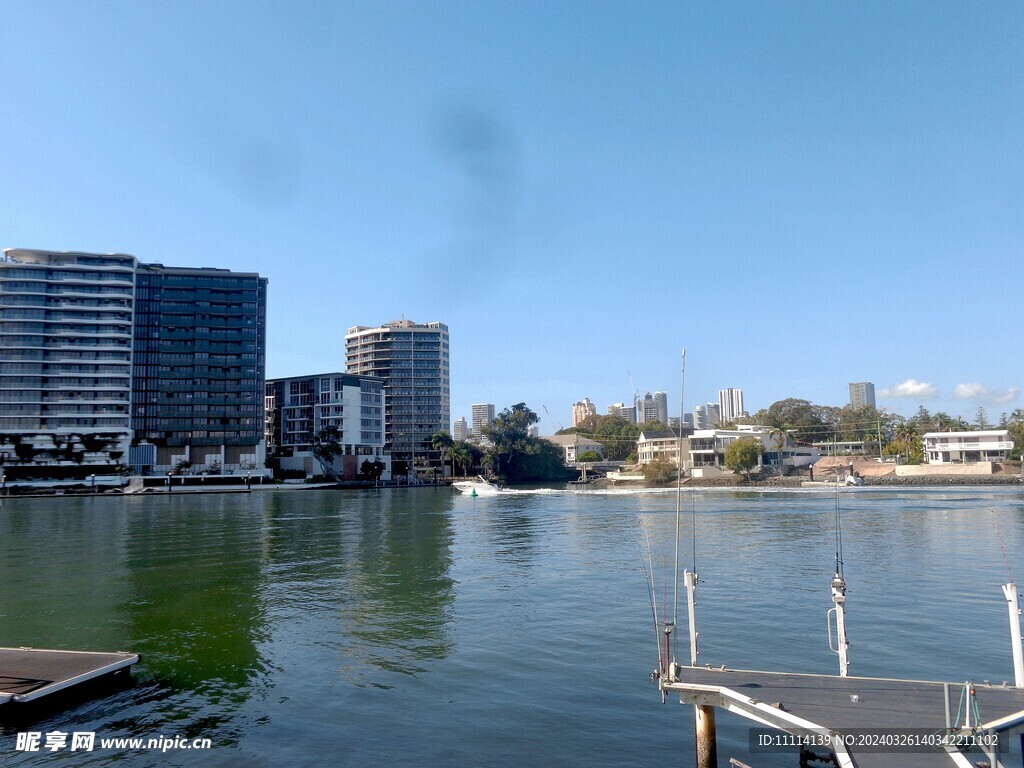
left=131, top=265, right=267, bottom=474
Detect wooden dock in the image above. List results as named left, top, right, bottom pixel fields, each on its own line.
left=0, top=647, right=139, bottom=705
left=663, top=666, right=1024, bottom=768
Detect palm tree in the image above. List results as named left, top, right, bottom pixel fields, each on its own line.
left=766, top=427, right=787, bottom=474
left=431, top=430, right=455, bottom=479
left=450, top=444, right=470, bottom=477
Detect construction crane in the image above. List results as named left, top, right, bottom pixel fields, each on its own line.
left=627, top=370, right=639, bottom=419
left=542, top=405, right=564, bottom=433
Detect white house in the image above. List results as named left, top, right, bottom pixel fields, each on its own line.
left=638, top=425, right=819, bottom=473
left=543, top=434, right=605, bottom=464
left=922, top=430, right=1014, bottom=464
left=637, top=428, right=686, bottom=464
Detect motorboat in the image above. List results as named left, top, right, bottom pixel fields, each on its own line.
left=452, top=476, right=503, bottom=496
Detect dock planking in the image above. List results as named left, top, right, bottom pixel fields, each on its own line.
left=0, top=647, right=138, bottom=705
left=664, top=666, right=1024, bottom=768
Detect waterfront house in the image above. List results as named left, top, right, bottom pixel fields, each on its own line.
left=922, top=429, right=1014, bottom=464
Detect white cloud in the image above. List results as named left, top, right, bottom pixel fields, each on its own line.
left=954, top=383, right=1020, bottom=404
left=993, top=387, right=1020, bottom=404
left=954, top=382, right=987, bottom=399
left=880, top=379, right=938, bottom=399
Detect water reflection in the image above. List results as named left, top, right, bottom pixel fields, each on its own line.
left=334, top=490, right=455, bottom=679
left=124, top=495, right=267, bottom=694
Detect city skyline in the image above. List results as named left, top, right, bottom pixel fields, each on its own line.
left=2, top=4, right=1022, bottom=435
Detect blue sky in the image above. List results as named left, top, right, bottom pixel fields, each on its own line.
left=2, top=2, right=1022, bottom=432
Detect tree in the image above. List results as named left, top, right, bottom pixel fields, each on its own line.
left=557, top=414, right=641, bottom=461
left=360, top=459, right=385, bottom=481
left=886, top=422, right=924, bottom=464
left=642, top=458, right=676, bottom=486
left=750, top=398, right=832, bottom=442
left=482, top=403, right=539, bottom=478
left=577, top=450, right=602, bottom=463
left=431, top=430, right=455, bottom=478
left=311, top=426, right=343, bottom=480
left=765, top=427, right=788, bottom=473
left=451, top=441, right=482, bottom=477
left=974, top=407, right=989, bottom=430
left=482, top=403, right=566, bottom=483
left=724, top=437, right=763, bottom=479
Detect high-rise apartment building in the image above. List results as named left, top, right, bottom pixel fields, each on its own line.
left=718, top=388, right=744, bottom=424
left=572, top=397, right=597, bottom=427
left=654, top=391, right=668, bottom=425
left=706, top=402, right=722, bottom=428
left=345, top=320, right=450, bottom=474
left=0, top=249, right=136, bottom=473
left=131, top=264, right=268, bottom=474
left=693, top=404, right=707, bottom=429
left=453, top=416, right=469, bottom=441
left=0, top=249, right=268, bottom=478
left=638, top=392, right=658, bottom=424
left=849, top=382, right=876, bottom=410
left=471, top=403, right=496, bottom=436
left=608, top=402, right=636, bottom=422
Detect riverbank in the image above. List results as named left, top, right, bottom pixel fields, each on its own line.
left=588, top=473, right=1024, bottom=490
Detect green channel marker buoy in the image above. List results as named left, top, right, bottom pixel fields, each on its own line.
left=471, top=489, right=477, bottom=497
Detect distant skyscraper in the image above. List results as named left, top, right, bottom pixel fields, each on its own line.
left=608, top=402, right=636, bottom=422
left=706, top=403, right=722, bottom=427
left=572, top=397, right=597, bottom=427
left=718, top=388, right=744, bottom=424
left=345, top=320, right=450, bottom=472
left=471, top=403, right=496, bottom=436
left=453, top=416, right=469, bottom=441
left=654, top=391, right=668, bottom=425
left=693, top=404, right=707, bottom=429
left=638, top=392, right=658, bottom=424
left=849, top=382, right=876, bottom=410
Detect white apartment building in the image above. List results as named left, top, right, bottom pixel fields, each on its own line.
left=571, top=397, right=597, bottom=427
left=265, top=372, right=390, bottom=480
left=608, top=402, right=636, bottom=422
left=923, top=430, right=1014, bottom=464
left=0, top=249, right=136, bottom=474
left=345, top=320, right=450, bottom=475
left=718, top=388, right=744, bottom=424
left=453, top=416, right=469, bottom=441
left=693, top=405, right=708, bottom=429
left=471, top=403, right=496, bottom=436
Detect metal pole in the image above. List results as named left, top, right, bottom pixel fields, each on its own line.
left=1002, top=582, right=1024, bottom=687
left=685, top=569, right=699, bottom=666
left=831, top=574, right=850, bottom=677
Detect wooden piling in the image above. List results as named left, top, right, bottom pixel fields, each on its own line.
left=695, top=703, right=718, bottom=768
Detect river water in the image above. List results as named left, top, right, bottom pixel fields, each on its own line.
left=1, top=486, right=1022, bottom=766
